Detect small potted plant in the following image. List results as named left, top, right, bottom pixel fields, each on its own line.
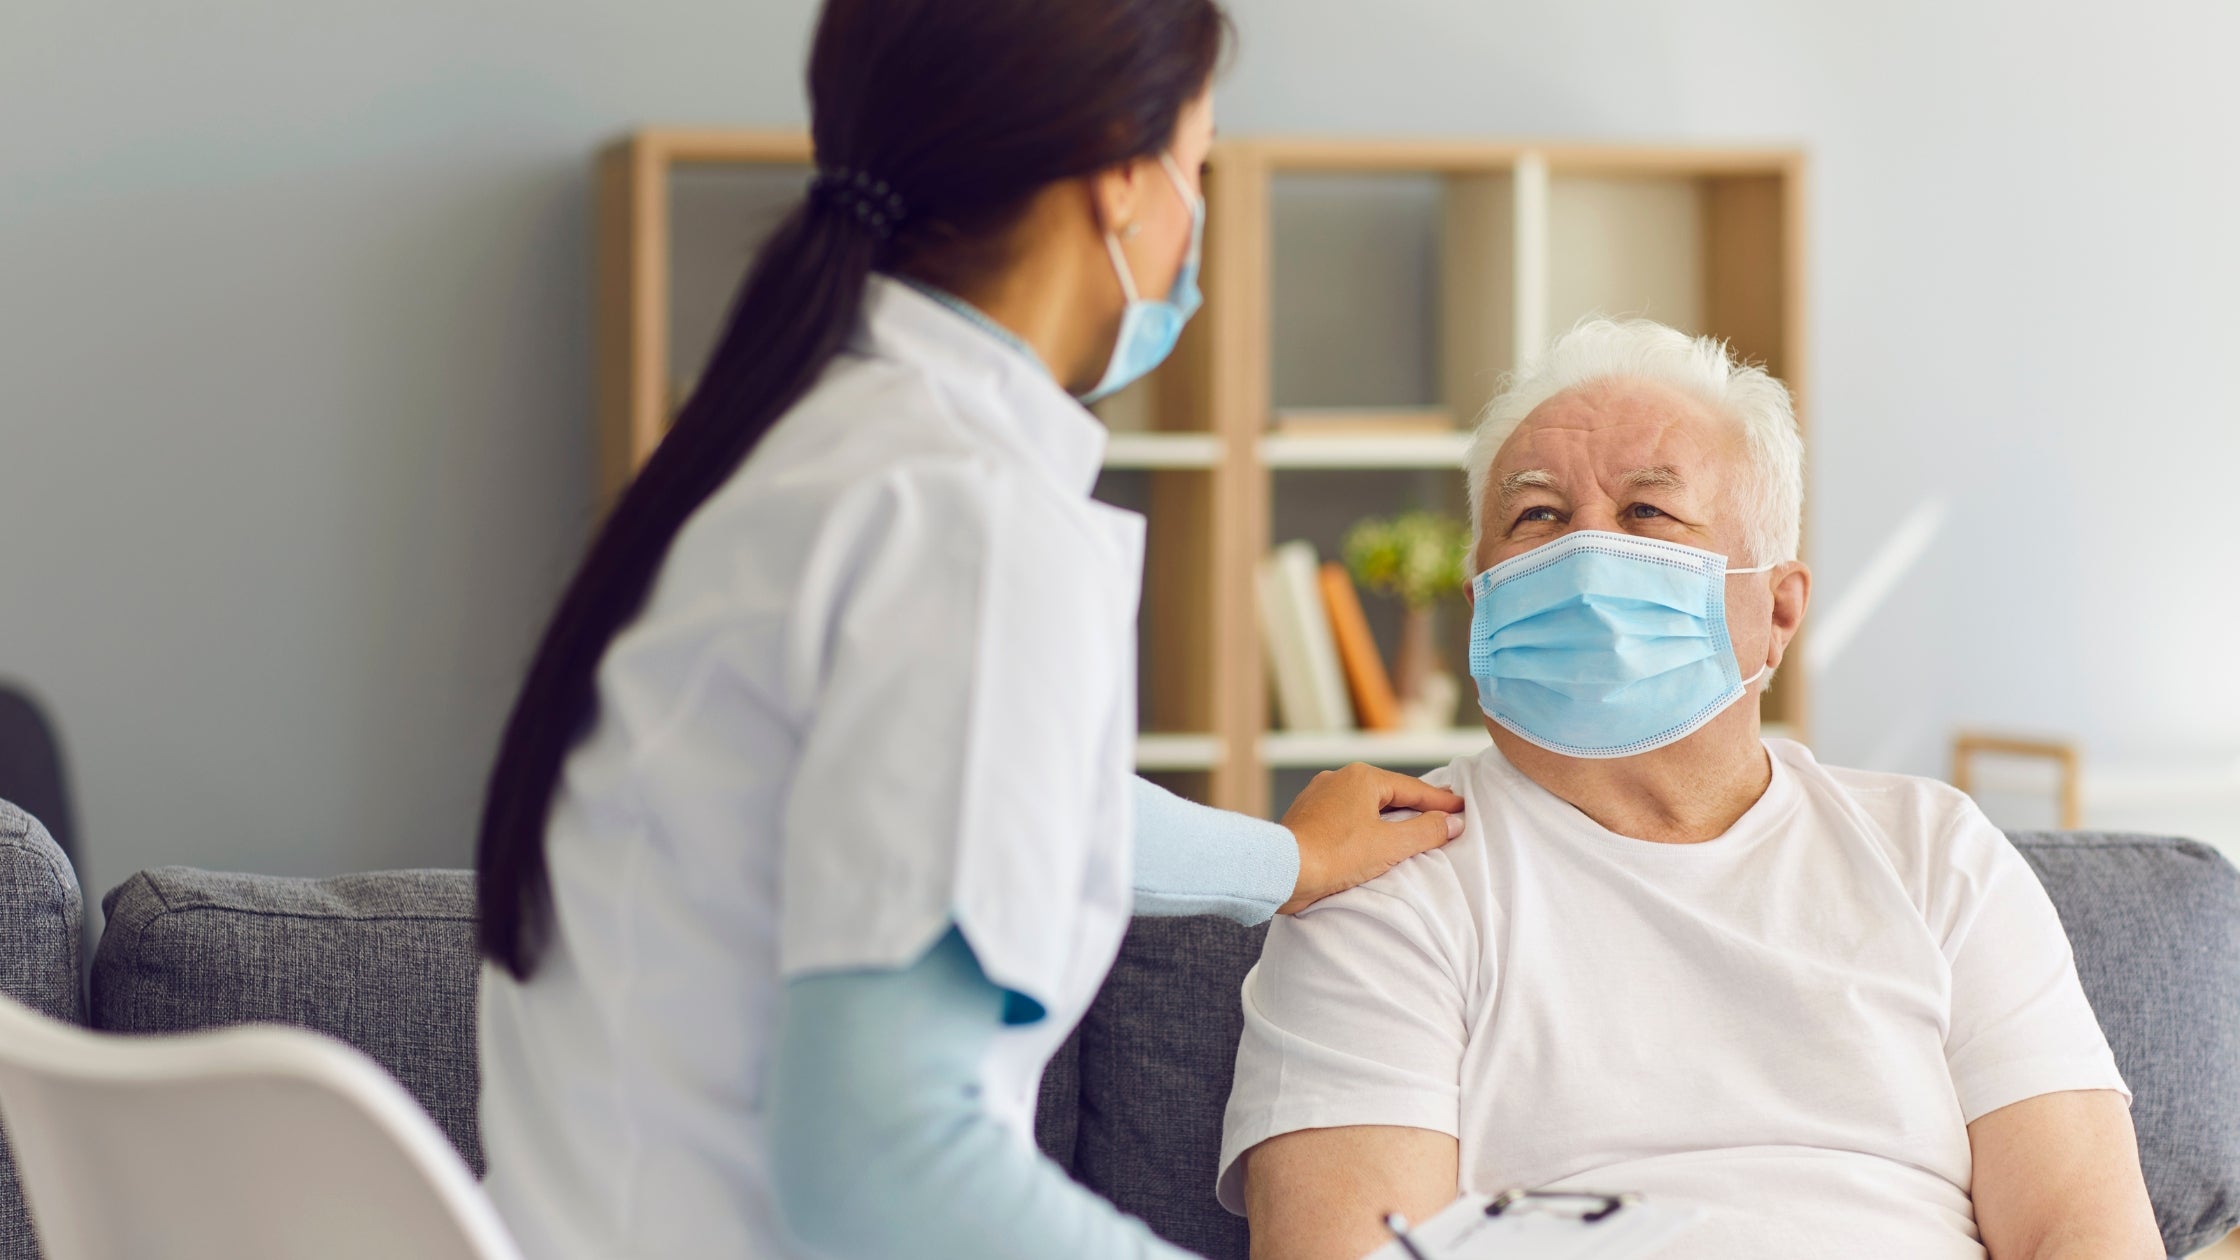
left=1343, top=510, right=1470, bottom=729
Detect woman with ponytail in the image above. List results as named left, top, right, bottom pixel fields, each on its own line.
left=474, top=2, right=1463, bottom=1255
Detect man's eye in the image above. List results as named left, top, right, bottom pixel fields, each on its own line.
left=1515, top=506, right=1559, bottom=525
left=1628, top=503, right=1667, bottom=520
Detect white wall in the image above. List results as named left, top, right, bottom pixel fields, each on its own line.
left=3, top=0, right=2235, bottom=905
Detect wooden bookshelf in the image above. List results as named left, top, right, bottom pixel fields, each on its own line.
left=595, top=131, right=1808, bottom=817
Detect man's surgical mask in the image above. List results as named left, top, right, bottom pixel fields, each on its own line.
left=1468, top=530, right=1775, bottom=759
left=1078, top=153, right=1203, bottom=405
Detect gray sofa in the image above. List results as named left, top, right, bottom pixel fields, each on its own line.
left=2, top=795, right=2238, bottom=1257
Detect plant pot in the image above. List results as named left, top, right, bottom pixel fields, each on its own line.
left=1395, top=606, right=1438, bottom=708
left=1393, top=605, right=1461, bottom=730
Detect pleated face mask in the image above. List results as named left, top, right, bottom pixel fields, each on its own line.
left=1468, top=530, right=1774, bottom=759
left=1078, top=153, right=1204, bottom=405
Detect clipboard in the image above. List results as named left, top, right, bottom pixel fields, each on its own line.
left=1360, top=1188, right=1701, bottom=1260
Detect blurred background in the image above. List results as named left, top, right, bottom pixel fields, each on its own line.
left=3, top=0, right=2236, bottom=915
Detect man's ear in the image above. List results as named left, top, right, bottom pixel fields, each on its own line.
left=1764, top=561, right=1812, bottom=671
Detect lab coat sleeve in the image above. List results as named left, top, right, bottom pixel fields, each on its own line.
left=778, top=457, right=1130, bottom=1014
left=1130, top=777, right=1299, bottom=924
left=769, top=927, right=1203, bottom=1260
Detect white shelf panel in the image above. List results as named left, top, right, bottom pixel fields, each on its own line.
left=1102, top=432, right=1224, bottom=469
left=1259, top=432, right=1472, bottom=470
left=1135, top=732, right=1225, bottom=771
left=1261, top=726, right=1491, bottom=768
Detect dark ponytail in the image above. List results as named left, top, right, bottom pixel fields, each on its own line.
left=478, top=0, right=1232, bottom=979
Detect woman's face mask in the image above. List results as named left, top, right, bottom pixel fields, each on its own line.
left=1078, top=152, right=1204, bottom=405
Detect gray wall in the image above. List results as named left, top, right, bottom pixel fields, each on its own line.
left=4, top=0, right=2236, bottom=905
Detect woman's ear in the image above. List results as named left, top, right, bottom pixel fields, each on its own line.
left=1088, top=159, right=1148, bottom=238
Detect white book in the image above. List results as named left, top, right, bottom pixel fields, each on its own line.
left=1257, top=551, right=1320, bottom=732
left=1266, top=541, right=1356, bottom=733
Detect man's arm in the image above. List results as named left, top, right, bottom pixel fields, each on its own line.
left=1242, top=1126, right=1459, bottom=1260
left=1967, top=1089, right=2161, bottom=1260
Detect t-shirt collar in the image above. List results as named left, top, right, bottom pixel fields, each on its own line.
left=1478, top=737, right=1802, bottom=859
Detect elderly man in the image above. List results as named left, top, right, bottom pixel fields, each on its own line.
left=1217, top=320, right=2160, bottom=1260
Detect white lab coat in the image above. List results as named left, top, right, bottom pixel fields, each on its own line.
left=477, top=276, right=1143, bottom=1258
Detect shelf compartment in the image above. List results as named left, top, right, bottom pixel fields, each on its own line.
left=1261, top=726, right=1491, bottom=769
left=1136, top=732, right=1225, bottom=771
left=1269, top=172, right=1445, bottom=413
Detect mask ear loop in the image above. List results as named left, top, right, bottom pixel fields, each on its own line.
left=1157, top=151, right=1200, bottom=207
left=1104, top=153, right=1199, bottom=308
left=1102, top=231, right=1142, bottom=304
left=1725, top=557, right=1785, bottom=684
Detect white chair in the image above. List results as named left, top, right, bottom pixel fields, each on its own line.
left=0, top=992, right=521, bottom=1260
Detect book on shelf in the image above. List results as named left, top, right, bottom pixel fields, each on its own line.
left=1317, top=562, right=1402, bottom=732
left=1256, top=542, right=1355, bottom=733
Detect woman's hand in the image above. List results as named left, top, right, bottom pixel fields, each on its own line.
left=1276, top=763, right=1466, bottom=915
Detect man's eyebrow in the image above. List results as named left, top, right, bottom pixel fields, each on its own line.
left=1620, top=465, right=1686, bottom=491
left=1495, top=468, right=1557, bottom=512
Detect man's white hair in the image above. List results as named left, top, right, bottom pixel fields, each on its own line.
left=1464, top=318, right=1804, bottom=567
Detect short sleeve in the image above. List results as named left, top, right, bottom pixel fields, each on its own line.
left=777, top=459, right=1130, bottom=1014
left=1937, top=806, right=2130, bottom=1122
left=1215, top=858, right=1475, bottom=1214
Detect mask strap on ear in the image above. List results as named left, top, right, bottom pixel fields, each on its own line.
left=1105, top=153, right=1195, bottom=307
left=1730, top=565, right=1780, bottom=687
left=1157, top=151, right=1199, bottom=205
left=1103, top=230, right=1141, bottom=304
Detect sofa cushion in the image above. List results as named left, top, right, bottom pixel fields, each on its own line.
left=0, top=800, right=84, bottom=1260
left=1035, top=1024, right=1084, bottom=1173
left=1073, top=916, right=1264, bottom=1260
left=2011, top=831, right=2240, bottom=1256
left=91, top=867, right=482, bottom=1174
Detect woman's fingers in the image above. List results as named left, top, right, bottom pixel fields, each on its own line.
left=1348, top=763, right=1465, bottom=817
left=1276, top=766, right=1468, bottom=914
left=1380, top=808, right=1462, bottom=862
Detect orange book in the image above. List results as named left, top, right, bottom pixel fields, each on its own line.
left=1317, top=562, right=1401, bottom=731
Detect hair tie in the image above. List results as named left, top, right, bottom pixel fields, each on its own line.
left=810, top=166, right=910, bottom=241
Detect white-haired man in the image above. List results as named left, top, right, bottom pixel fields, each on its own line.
left=1216, top=320, right=2161, bottom=1259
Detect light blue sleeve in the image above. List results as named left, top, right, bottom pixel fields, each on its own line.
left=1129, top=776, right=1299, bottom=925
left=769, top=928, right=1203, bottom=1260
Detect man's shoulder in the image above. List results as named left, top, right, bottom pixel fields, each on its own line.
left=1308, top=749, right=1519, bottom=921
left=1287, top=753, right=1487, bottom=935
left=1771, top=739, right=2011, bottom=887
left=1773, top=738, right=1977, bottom=818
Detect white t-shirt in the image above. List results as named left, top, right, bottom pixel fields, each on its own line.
left=478, top=277, right=1142, bottom=1259
left=1218, top=738, right=2127, bottom=1259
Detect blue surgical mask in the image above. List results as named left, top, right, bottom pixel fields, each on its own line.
left=1468, top=530, right=1776, bottom=759
left=1079, top=153, right=1204, bottom=404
